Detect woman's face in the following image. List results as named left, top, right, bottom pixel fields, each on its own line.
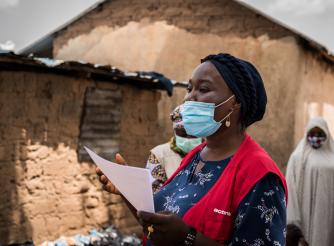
left=307, top=127, right=327, bottom=149
left=184, top=61, right=239, bottom=123
left=174, top=127, right=195, bottom=138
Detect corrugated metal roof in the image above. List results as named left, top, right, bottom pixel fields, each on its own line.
left=0, top=52, right=186, bottom=95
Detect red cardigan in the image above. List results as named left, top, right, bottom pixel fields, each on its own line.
left=163, top=134, right=288, bottom=243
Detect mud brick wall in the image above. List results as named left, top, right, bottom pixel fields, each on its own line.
left=0, top=70, right=167, bottom=244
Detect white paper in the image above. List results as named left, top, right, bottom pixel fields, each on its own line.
left=84, top=146, right=155, bottom=213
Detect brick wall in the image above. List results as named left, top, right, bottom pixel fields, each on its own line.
left=0, top=70, right=167, bottom=244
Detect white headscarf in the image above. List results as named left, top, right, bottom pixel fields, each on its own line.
left=286, top=117, right=334, bottom=245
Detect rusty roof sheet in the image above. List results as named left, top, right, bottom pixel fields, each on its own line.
left=0, top=52, right=187, bottom=95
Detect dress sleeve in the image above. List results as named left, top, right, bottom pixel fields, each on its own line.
left=146, top=152, right=168, bottom=193
left=228, top=173, right=287, bottom=246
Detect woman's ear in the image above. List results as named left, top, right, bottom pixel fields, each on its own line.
left=232, top=103, right=242, bottom=110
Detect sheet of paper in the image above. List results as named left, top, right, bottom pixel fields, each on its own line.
left=84, top=146, right=155, bottom=213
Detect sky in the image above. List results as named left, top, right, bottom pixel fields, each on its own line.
left=0, top=0, right=333, bottom=53
left=241, top=0, right=334, bottom=53
left=0, top=0, right=98, bottom=51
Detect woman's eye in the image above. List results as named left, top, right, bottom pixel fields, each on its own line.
left=199, top=87, right=210, bottom=93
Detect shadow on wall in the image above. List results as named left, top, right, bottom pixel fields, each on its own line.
left=0, top=127, right=33, bottom=243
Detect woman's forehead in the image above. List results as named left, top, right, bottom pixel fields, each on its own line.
left=308, top=127, right=326, bottom=135
left=191, top=62, right=231, bottom=93
left=191, top=61, right=223, bottom=82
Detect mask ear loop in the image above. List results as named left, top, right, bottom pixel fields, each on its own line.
left=215, top=95, right=235, bottom=127
left=215, top=95, right=235, bottom=108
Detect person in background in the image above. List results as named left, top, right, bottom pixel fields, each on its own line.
left=146, top=105, right=202, bottom=193
left=286, top=117, right=334, bottom=246
left=286, top=224, right=309, bottom=246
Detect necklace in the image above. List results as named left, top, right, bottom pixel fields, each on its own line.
left=188, top=149, right=206, bottom=183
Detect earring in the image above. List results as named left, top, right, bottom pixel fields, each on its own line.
left=225, top=115, right=231, bottom=127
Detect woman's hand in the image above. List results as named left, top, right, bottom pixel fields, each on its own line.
left=95, top=153, right=126, bottom=195
left=138, top=211, right=190, bottom=246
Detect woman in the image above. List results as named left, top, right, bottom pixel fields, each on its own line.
left=147, top=106, right=202, bottom=193
left=97, top=53, right=287, bottom=246
left=286, top=117, right=334, bottom=246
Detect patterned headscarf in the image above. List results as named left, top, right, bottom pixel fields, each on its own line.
left=169, top=105, right=187, bottom=157
left=170, top=105, right=183, bottom=130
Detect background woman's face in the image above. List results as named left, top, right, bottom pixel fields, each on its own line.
left=307, top=127, right=326, bottom=138
left=307, top=127, right=327, bottom=149
left=174, top=127, right=194, bottom=138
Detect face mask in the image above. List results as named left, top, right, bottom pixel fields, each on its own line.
left=307, top=136, right=326, bottom=149
left=181, top=95, right=234, bottom=138
left=175, top=135, right=202, bottom=153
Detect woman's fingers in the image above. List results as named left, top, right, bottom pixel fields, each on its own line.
left=95, top=153, right=127, bottom=195
left=103, top=183, right=113, bottom=193
left=104, top=182, right=120, bottom=194
left=96, top=167, right=103, bottom=176
left=99, top=175, right=109, bottom=184
left=137, top=211, right=171, bottom=225
left=115, top=153, right=127, bottom=165
left=96, top=167, right=119, bottom=194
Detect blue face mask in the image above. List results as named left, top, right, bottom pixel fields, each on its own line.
left=181, top=95, right=234, bottom=138
left=175, top=135, right=202, bottom=153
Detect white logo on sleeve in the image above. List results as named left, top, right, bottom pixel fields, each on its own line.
left=213, top=208, right=231, bottom=216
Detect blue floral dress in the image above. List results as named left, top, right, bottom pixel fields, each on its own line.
left=154, top=152, right=287, bottom=245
